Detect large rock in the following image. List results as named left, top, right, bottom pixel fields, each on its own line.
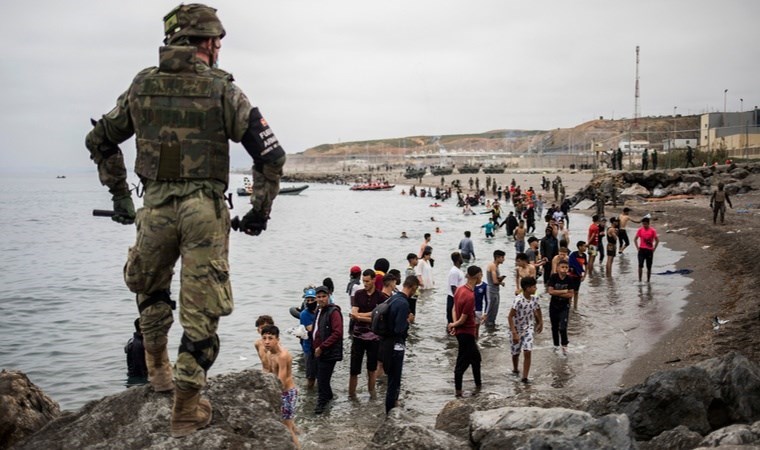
left=435, top=391, right=576, bottom=441
left=0, top=370, right=60, bottom=450
left=14, top=369, right=295, bottom=450
left=585, top=353, right=760, bottom=440
left=641, top=425, right=703, bottom=450
left=470, top=406, right=635, bottom=450
left=729, top=168, right=750, bottom=180
left=696, top=421, right=760, bottom=448
left=621, top=183, right=650, bottom=197
left=682, top=173, right=706, bottom=184
left=366, top=409, right=467, bottom=450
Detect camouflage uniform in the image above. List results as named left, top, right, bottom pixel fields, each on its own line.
left=86, top=45, right=285, bottom=391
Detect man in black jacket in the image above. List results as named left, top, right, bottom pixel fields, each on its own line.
left=382, top=275, right=419, bottom=414
left=311, top=285, right=343, bottom=414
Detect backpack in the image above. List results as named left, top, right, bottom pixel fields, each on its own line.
left=370, top=297, right=397, bottom=337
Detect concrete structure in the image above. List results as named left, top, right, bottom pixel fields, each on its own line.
left=700, top=109, right=760, bottom=158
left=662, top=138, right=698, bottom=151
left=617, top=140, right=649, bottom=153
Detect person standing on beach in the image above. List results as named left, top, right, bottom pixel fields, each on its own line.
left=710, top=182, right=733, bottom=225
left=514, top=253, right=536, bottom=295
left=514, top=220, right=527, bottom=254
left=547, top=260, right=574, bottom=355
left=484, top=250, right=507, bottom=329
left=260, top=325, right=299, bottom=448
left=298, top=291, right=318, bottom=389
left=383, top=275, right=417, bottom=414
left=605, top=218, right=619, bottom=275
left=567, top=241, right=587, bottom=310
left=508, top=276, right=543, bottom=384
left=85, top=3, right=286, bottom=437
left=415, top=249, right=435, bottom=291
left=312, top=286, right=343, bottom=414
left=448, top=265, right=483, bottom=397
left=634, top=217, right=659, bottom=283
left=447, top=252, right=466, bottom=326
left=458, top=231, right=476, bottom=264
left=348, top=269, right=383, bottom=399
left=586, top=215, right=601, bottom=270
left=539, top=227, right=559, bottom=285
left=617, top=208, right=638, bottom=254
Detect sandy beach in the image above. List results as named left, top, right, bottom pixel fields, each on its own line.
left=399, top=168, right=760, bottom=388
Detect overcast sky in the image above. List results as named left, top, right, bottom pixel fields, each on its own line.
left=1, top=0, right=757, bottom=172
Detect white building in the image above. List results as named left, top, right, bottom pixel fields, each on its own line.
left=617, top=140, right=649, bottom=153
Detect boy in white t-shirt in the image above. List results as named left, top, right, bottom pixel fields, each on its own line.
left=508, top=276, right=543, bottom=384
left=447, top=251, right=466, bottom=326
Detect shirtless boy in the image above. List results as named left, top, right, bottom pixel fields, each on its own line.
left=261, top=325, right=299, bottom=448
left=254, top=315, right=275, bottom=372
left=617, top=208, right=639, bottom=254
left=514, top=253, right=536, bottom=295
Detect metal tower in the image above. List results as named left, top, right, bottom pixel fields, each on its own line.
left=633, top=45, right=640, bottom=129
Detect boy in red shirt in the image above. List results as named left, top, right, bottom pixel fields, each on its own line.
left=447, top=265, right=483, bottom=397
left=634, top=217, right=659, bottom=282
left=586, top=215, right=600, bottom=271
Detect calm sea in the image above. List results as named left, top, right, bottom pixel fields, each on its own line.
left=0, top=172, right=690, bottom=448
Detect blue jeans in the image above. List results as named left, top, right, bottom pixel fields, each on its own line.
left=485, top=288, right=500, bottom=327
left=383, top=341, right=405, bottom=414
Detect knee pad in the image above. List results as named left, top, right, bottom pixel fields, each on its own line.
left=179, top=333, right=220, bottom=373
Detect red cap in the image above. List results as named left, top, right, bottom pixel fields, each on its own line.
left=350, top=265, right=361, bottom=274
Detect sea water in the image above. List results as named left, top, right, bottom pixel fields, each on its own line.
left=0, top=172, right=690, bottom=448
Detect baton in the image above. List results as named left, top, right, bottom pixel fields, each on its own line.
left=93, top=209, right=116, bottom=217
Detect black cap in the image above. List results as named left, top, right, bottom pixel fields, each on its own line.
left=315, top=285, right=330, bottom=295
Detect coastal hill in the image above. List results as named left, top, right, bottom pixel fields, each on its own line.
left=300, top=115, right=701, bottom=157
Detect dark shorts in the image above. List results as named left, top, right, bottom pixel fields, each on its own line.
left=638, top=248, right=654, bottom=270
left=350, top=337, right=379, bottom=375
left=618, top=229, right=630, bottom=247
left=606, top=242, right=617, bottom=257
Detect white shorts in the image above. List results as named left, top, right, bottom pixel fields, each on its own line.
left=510, top=331, right=535, bottom=355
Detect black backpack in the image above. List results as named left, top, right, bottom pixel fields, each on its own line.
left=370, top=297, right=397, bottom=337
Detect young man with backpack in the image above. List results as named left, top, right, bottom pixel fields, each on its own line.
left=377, top=275, right=418, bottom=414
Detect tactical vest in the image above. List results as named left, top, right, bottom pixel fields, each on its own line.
left=714, top=190, right=726, bottom=202
left=128, top=46, right=230, bottom=186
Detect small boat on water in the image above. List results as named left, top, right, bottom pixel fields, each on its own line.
left=236, top=177, right=309, bottom=196
left=350, top=182, right=395, bottom=191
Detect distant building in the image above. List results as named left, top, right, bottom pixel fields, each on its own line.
left=700, top=109, right=760, bottom=158
left=617, top=140, right=649, bottom=153
left=662, top=138, right=698, bottom=151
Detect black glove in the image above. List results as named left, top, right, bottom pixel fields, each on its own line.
left=239, top=208, right=268, bottom=236
left=112, top=194, right=136, bottom=225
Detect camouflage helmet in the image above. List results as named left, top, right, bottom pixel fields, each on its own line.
left=163, top=3, right=226, bottom=45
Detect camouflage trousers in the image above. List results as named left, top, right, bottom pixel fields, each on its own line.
left=124, top=189, right=232, bottom=390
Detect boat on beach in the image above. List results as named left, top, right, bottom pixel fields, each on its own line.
left=349, top=182, right=395, bottom=191
left=236, top=177, right=309, bottom=196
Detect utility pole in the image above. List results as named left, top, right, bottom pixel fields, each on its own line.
left=633, top=46, right=641, bottom=129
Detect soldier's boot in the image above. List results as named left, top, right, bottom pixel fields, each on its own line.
left=171, top=386, right=212, bottom=438
left=144, top=343, right=174, bottom=392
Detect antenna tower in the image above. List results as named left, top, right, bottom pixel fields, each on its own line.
left=633, top=45, right=640, bottom=128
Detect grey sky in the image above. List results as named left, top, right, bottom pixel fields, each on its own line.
left=1, top=0, right=757, bottom=172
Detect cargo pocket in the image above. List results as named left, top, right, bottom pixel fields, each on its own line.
left=207, top=259, right=234, bottom=317
left=123, top=246, right=146, bottom=293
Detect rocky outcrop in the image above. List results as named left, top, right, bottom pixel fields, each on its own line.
left=696, top=421, right=760, bottom=448
left=641, top=425, right=704, bottom=450
left=365, top=409, right=467, bottom=450
left=585, top=352, right=760, bottom=441
left=13, top=369, right=295, bottom=450
left=435, top=391, right=577, bottom=442
left=0, top=370, right=60, bottom=450
left=470, top=407, right=635, bottom=450
left=571, top=162, right=760, bottom=205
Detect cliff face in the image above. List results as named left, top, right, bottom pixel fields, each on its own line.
left=301, top=116, right=701, bottom=157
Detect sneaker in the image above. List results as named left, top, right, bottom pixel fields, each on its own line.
left=561, top=346, right=568, bottom=355
left=511, top=370, right=520, bottom=376
left=521, top=378, right=531, bottom=384
left=553, top=346, right=560, bottom=354
left=314, top=404, right=325, bottom=415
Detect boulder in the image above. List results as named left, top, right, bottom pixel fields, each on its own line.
left=0, top=370, right=60, bottom=450
left=641, top=170, right=669, bottom=189
left=652, top=188, right=669, bottom=198
left=366, top=409, right=467, bottom=450
left=585, top=353, right=760, bottom=441
left=725, top=183, right=741, bottom=196
left=14, top=369, right=295, bottom=450
left=697, top=421, right=760, bottom=448
left=470, top=406, right=635, bottom=450
left=435, top=391, right=576, bottom=441
left=681, top=173, right=705, bottom=184
left=621, top=183, right=650, bottom=197
left=686, top=182, right=703, bottom=195
left=640, top=425, right=703, bottom=450
left=729, top=168, right=750, bottom=180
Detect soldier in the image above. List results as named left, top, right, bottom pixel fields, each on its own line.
left=651, top=149, right=658, bottom=170
left=616, top=147, right=623, bottom=170
left=641, top=148, right=649, bottom=170
left=686, top=145, right=695, bottom=167
left=85, top=4, right=286, bottom=437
